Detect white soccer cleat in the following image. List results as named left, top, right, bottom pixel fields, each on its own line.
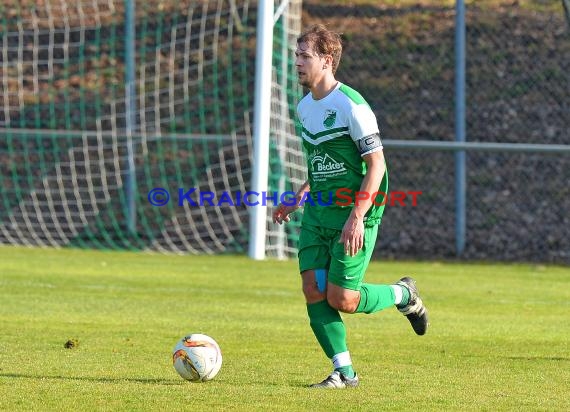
left=310, top=371, right=359, bottom=389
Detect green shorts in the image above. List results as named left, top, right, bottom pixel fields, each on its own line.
left=298, top=223, right=379, bottom=291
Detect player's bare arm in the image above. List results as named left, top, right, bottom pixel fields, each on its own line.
left=272, top=180, right=311, bottom=225
left=340, top=147, right=386, bottom=256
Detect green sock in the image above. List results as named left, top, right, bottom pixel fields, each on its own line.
left=306, top=300, right=348, bottom=359
left=396, top=284, right=411, bottom=308
left=335, top=365, right=355, bottom=379
left=355, top=283, right=396, bottom=314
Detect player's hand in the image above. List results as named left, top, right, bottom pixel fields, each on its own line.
left=272, top=203, right=298, bottom=225
left=339, top=215, right=365, bottom=257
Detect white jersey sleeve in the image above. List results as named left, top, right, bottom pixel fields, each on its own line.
left=348, top=104, right=380, bottom=142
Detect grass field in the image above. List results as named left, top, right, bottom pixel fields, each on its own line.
left=0, top=246, right=568, bottom=411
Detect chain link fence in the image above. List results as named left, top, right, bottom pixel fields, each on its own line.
left=302, top=0, right=569, bottom=263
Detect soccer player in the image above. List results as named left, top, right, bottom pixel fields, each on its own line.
left=272, top=24, right=429, bottom=389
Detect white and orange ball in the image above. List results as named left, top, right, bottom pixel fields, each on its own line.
left=172, top=333, right=222, bottom=382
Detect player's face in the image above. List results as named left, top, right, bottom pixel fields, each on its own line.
left=295, top=41, right=326, bottom=89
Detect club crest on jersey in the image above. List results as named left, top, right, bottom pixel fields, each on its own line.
left=323, top=110, right=337, bottom=129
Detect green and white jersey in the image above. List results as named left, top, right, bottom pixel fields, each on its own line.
left=297, top=82, right=388, bottom=229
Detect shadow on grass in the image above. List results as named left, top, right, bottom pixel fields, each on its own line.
left=504, top=356, right=570, bottom=362
left=1, top=373, right=320, bottom=388
left=0, top=372, right=185, bottom=385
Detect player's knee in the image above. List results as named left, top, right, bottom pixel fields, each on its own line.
left=327, top=294, right=358, bottom=313
left=326, top=282, right=360, bottom=313
left=302, top=281, right=322, bottom=301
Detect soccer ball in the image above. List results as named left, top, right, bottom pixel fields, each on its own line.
left=172, top=333, right=222, bottom=382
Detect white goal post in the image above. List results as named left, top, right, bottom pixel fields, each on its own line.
left=248, top=0, right=275, bottom=260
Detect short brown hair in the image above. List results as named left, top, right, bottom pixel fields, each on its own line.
left=297, top=24, right=343, bottom=74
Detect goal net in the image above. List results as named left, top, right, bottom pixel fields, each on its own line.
left=0, top=0, right=305, bottom=256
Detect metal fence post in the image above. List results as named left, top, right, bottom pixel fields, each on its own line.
left=455, top=0, right=466, bottom=256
